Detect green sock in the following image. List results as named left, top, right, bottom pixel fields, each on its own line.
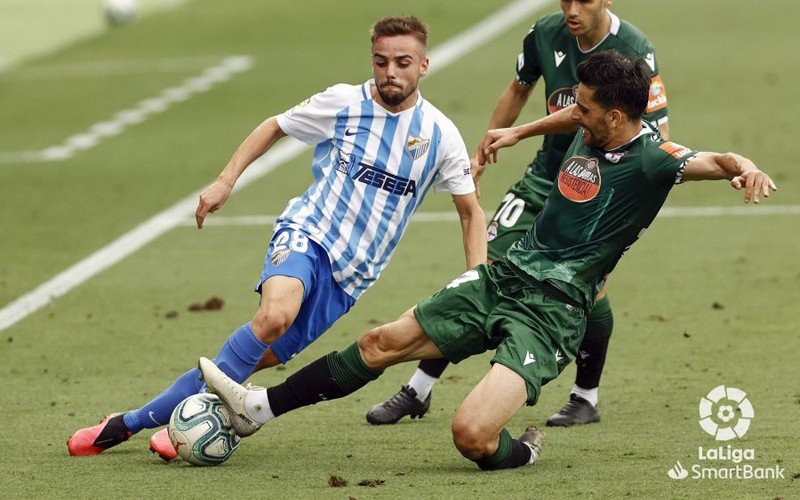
left=474, top=428, right=532, bottom=470
left=576, top=294, right=614, bottom=390
left=327, top=341, right=383, bottom=392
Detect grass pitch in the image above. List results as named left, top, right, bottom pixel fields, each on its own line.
left=0, top=1, right=797, bottom=498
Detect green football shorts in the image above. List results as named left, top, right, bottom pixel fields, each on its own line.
left=414, top=260, right=587, bottom=405
left=486, top=172, right=553, bottom=262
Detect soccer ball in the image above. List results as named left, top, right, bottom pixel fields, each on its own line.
left=103, top=0, right=138, bottom=25
left=168, top=393, right=241, bottom=466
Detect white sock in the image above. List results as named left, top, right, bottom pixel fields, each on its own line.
left=244, top=388, right=275, bottom=424
left=407, top=368, right=438, bottom=402
left=571, top=385, right=598, bottom=407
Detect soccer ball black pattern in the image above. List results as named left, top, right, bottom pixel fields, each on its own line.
left=168, top=393, right=241, bottom=466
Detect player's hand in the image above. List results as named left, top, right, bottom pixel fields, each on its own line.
left=196, top=179, right=234, bottom=228
left=730, top=169, right=777, bottom=204
left=469, top=154, right=485, bottom=199
left=478, top=128, right=520, bottom=166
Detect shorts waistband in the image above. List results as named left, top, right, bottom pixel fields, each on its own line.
left=503, top=260, right=585, bottom=310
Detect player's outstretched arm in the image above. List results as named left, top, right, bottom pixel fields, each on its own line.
left=478, top=105, right=578, bottom=166
left=452, top=193, right=488, bottom=269
left=195, top=116, right=288, bottom=228
left=683, top=152, right=777, bottom=204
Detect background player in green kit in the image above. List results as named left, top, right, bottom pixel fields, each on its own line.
left=198, top=51, right=776, bottom=471
left=367, top=0, right=671, bottom=427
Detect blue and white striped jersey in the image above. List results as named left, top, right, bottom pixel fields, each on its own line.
left=275, top=80, right=474, bottom=299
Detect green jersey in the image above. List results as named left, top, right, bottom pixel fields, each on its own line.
left=517, top=12, right=669, bottom=182
left=506, top=125, right=698, bottom=307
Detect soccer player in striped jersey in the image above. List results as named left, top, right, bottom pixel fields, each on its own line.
left=368, top=0, right=670, bottom=428
left=67, top=15, right=486, bottom=459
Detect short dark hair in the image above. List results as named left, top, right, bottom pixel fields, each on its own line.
left=370, top=15, right=428, bottom=47
left=576, top=50, right=650, bottom=121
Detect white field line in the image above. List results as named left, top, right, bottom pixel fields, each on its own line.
left=0, top=0, right=96, bottom=4
left=175, top=211, right=465, bottom=228
left=0, top=0, right=191, bottom=9
left=0, top=138, right=306, bottom=332
left=0, top=0, right=554, bottom=332
left=657, top=205, right=800, bottom=217
left=426, top=0, right=535, bottom=73
left=3, top=55, right=233, bottom=80
left=178, top=205, right=800, bottom=227
left=0, top=55, right=254, bottom=163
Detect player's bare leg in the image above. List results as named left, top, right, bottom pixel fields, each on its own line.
left=357, top=308, right=443, bottom=368
left=366, top=259, right=504, bottom=425
left=251, top=275, right=304, bottom=344
left=452, top=363, right=545, bottom=469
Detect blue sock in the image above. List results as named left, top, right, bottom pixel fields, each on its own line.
left=123, top=323, right=268, bottom=434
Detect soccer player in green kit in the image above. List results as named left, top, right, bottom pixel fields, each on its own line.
left=368, top=0, right=671, bottom=427
left=198, top=51, right=776, bottom=471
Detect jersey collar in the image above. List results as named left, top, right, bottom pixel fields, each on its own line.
left=575, top=11, right=621, bottom=54
left=600, top=122, right=654, bottom=154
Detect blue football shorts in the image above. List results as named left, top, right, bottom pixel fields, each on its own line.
left=256, top=227, right=355, bottom=364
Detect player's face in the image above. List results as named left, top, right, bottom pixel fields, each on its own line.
left=571, top=83, right=613, bottom=148
left=372, top=35, right=428, bottom=109
left=560, top=0, right=611, bottom=37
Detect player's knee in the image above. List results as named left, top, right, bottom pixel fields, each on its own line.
left=356, top=328, right=391, bottom=369
left=359, top=311, right=425, bottom=369
left=250, top=308, right=293, bottom=343
left=451, top=415, right=493, bottom=459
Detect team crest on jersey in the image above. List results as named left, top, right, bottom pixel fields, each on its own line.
left=487, top=221, right=498, bottom=242
left=406, top=136, right=430, bottom=161
left=270, top=249, right=291, bottom=267
left=604, top=150, right=627, bottom=164
left=335, top=150, right=356, bottom=175
left=558, top=156, right=601, bottom=203
left=547, top=85, right=578, bottom=114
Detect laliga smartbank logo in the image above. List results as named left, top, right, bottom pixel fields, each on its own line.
left=666, top=385, right=784, bottom=481
left=698, top=385, right=753, bottom=441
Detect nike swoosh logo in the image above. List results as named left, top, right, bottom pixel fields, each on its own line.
left=148, top=411, right=160, bottom=425
left=345, top=128, right=362, bottom=136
